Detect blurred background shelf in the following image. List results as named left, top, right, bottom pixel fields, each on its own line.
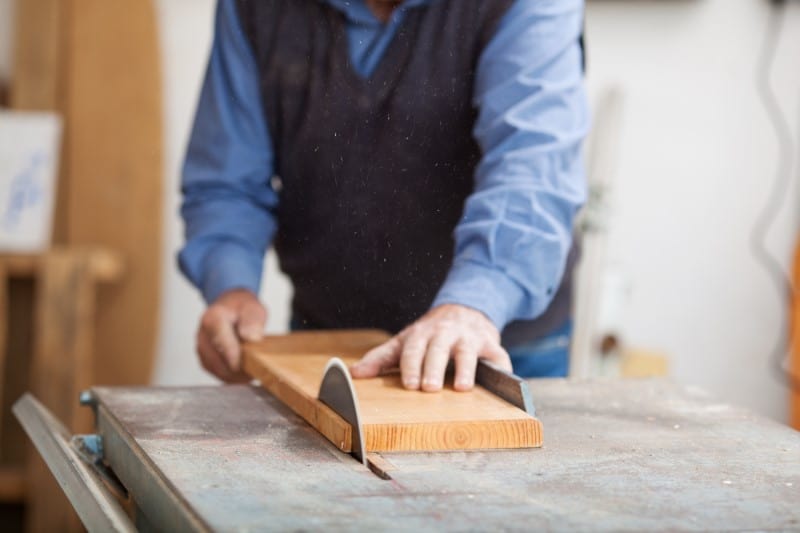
left=0, top=248, right=125, bottom=530
left=0, top=465, right=25, bottom=503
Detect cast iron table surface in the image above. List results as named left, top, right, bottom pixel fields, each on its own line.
left=90, top=379, right=800, bottom=531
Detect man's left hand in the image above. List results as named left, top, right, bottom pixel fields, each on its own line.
left=350, top=304, right=512, bottom=392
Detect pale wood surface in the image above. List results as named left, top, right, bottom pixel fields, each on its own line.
left=62, top=0, right=163, bottom=390
left=243, top=331, right=542, bottom=452
left=89, top=381, right=800, bottom=531
left=11, top=0, right=163, bottom=388
left=0, top=248, right=124, bottom=281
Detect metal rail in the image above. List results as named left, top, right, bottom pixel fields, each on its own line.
left=12, top=394, right=135, bottom=533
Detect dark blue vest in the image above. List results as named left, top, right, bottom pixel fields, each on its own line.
left=236, top=0, right=577, bottom=344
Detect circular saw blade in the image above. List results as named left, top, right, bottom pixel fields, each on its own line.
left=317, top=357, right=367, bottom=465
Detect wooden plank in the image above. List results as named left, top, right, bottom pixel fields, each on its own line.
left=12, top=0, right=162, bottom=388
left=0, top=249, right=124, bottom=281
left=245, top=354, right=352, bottom=451
left=242, top=331, right=542, bottom=452
left=61, top=0, right=163, bottom=389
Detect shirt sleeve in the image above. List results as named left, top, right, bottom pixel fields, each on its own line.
left=432, top=0, right=589, bottom=330
left=178, top=0, right=278, bottom=304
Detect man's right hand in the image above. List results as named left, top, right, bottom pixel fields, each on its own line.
left=196, top=289, right=267, bottom=382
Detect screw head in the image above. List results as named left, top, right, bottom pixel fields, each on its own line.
left=79, top=390, right=95, bottom=406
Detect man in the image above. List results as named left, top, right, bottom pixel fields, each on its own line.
left=180, top=0, right=588, bottom=391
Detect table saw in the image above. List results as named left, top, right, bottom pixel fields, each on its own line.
left=13, top=332, right=800, bottom=532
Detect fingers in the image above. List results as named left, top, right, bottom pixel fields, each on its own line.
left=350, top=337, right=401, bottom=378
left=197, top=329, right=230, bottom=380
left=198, top=326, right=252, bottom=383
left=421, top=332, right=456, bottom=392
left=237, top=299, right=267, bottom=342
left=196, top=290, right=268, bottom=383
left=202, top=308, right=241, bottom=372
left=353, top=305, right=512, bottom=393
left=452, top=341, right=479, bottom=392
left=399, top=334, right=428, bottom=390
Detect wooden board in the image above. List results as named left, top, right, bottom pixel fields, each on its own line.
left=62, top=0, right=163, bottom=388
left=242, top=331, right=542, bottom=452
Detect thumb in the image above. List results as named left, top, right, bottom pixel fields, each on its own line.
left=236, top=299, right=267, bottom=342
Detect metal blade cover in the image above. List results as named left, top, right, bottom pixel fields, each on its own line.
left=476, top=359, right=536, bottom=417
left=318, top=357, right=367, bottom=465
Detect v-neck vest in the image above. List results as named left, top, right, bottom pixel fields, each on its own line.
left=236, top=0, right=576, bottom=342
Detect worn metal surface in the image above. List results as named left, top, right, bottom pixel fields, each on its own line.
left=91, top=379, right=800, bottom=532
left=12, top=394, right=135, bottom=532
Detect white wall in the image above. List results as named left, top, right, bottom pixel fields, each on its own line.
left=152, top=0, right=293, bottom=387
left=585, top=0, right=800, bottom=422
left=152, top=0, right=799, bottom=422
left=1, top=0, right=798, bottom=422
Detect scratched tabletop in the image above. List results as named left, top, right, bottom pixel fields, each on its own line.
left=92, top=379, right=800, bottom=532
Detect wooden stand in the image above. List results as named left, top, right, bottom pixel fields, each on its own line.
left=0, top=249, right=123, bottom=532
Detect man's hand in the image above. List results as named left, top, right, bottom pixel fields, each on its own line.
left=196, top=289, right=267, bottom=383
left=350, top=304, right=512, bottom=392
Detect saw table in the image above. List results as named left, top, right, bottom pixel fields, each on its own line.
left=14, top=377, right=800, bottom=531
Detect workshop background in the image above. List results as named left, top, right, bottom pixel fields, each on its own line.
left=144, top=0, right=800, bottom=424
left=0, top=0, right=799, bottom=469
left=1, top=0, right=799, bottom=529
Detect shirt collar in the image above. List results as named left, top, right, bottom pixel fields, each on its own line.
left=323, top=0, right=434, bottom=25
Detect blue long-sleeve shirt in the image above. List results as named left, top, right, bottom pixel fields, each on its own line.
left=180, top=0, right=588, bottom=330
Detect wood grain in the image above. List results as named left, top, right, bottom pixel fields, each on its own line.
left=62, top=0, right=163, bottom=389
left=243, top=331, right=542, bottom=452
left=0, top=249, right=123, bottom=280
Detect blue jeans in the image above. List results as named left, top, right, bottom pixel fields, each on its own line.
left=507, top=320, right=572, bottom=378
left=290, top=316, right=572, bottom=378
